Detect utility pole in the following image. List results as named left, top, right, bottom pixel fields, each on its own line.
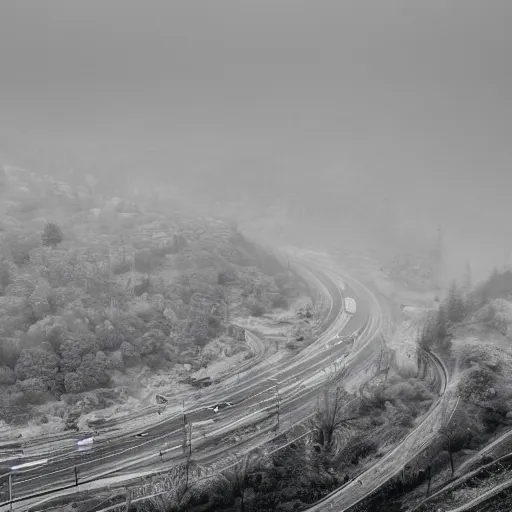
left=276, top=385, right=280, bottom=428
left=178, top=417, right=193, bottom=493
left=182, top=416, right=192, bottom=458
left=188, top=421, right=193, bottom=457
left=74, top=466, right=79, bottom=486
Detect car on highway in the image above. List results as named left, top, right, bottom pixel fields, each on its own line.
left=206, top=402, right=233, bottom=413
left=344, top=297, right=357, bottom=315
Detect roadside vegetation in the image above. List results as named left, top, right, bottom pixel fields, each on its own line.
left=110, top=370, right=437, bottom=512
left=348, top=266, right=512, bottom=512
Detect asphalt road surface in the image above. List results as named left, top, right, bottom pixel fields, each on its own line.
left=1, top=258, right=380, bottom=511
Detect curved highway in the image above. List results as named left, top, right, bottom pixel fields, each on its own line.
left=0, top=257, right=381, bottom=511
left=306, top=345, right=454, bottom=510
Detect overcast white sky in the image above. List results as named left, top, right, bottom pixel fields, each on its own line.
left=1, top=0, right=511, bottom=277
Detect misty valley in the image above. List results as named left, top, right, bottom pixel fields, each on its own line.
left=2, top=1, right=512, bottom=511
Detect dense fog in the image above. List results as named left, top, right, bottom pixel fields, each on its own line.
left=1, top=0, right=512, bottom=281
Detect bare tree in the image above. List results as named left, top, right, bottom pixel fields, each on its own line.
left=309, top=387, right=359, bottom=469
left=222, top=285, right=231, bottom=323
left=438, top=397, right=467, bottom=476
left=415, top=439, right=444, bottom=498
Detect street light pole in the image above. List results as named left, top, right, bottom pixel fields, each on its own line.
left=188, top=421, right=193, bottom=457
left=276, top=386, right=280, bottom=428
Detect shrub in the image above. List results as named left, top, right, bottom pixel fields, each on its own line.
left=272, top=294, right=289, bottom=309
left=113, top=260, right=132, bottom=275
left=60, top=336, right=98, bottom=373
left=0, top=261, right=15, bottom=291
left=481, top=407, right=507, bottom=432
left=132, top=300, right=155, bottom=322
left=134, top=278, right=150, bottom=297
left=16, top=377, right=49, bottom=404
left=120, top=341, right=140, bottom=366
left=385, top=379, right=434, bottom=404
left=5, top=234, right=40, bottom=267
left=218, top=270, right=237, bottom=286
left=458, top=366, right=496, bottom=403
left=44, top=322, right=66, bottom=352
left=207, top=315, right=222, bottom=338
left=343, top=436, right=378, bottom=465
left=14, top=348, right=59, bottom=383
left=137, top=329, right=166, bottom=355
left=74, top=352, right=110, bottom=391
left=397, top=411, right=414, bottom=428
left=0, top=338, right=21, bottom=369
left=142, top=354, right=166, bottom=370
left=0, top=365, right=15, bottom=385
left=366, top=387, right=388, bottom=411
left=64, top=372, right=84, bottom=394
left=250, top=303, right=265, bottom=317
left=97, top=330, right=124, bottom=351
left=194, top=333, right=209, bottom=349
left=134, top=249, right=163, bottom=276
left=105, top=350, right=124, bottom=371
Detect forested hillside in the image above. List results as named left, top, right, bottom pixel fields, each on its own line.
left=0, top=167, right=314, bottom=431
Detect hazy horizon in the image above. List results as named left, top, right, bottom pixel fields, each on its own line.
left=1, top=0, right=512, bottom=280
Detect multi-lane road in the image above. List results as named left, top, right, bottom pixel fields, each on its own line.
left=0, top=257, right=382, bottom=511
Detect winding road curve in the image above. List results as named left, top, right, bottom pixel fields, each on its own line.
left=306, top=342, right=455, bottom=510
left=0, top=253, right=454, bottom=512
left=1, top=256, right=381, bottom=511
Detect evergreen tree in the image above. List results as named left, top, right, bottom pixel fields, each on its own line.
left=435, top=304, right=448, bottom=343
left=445, top=280, right=465, bottom=324
left=41, top=222, right=63, bottom=248
left=481, top=267, right=499, bottom=304
left=418, top=312, right=437, bottom=352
